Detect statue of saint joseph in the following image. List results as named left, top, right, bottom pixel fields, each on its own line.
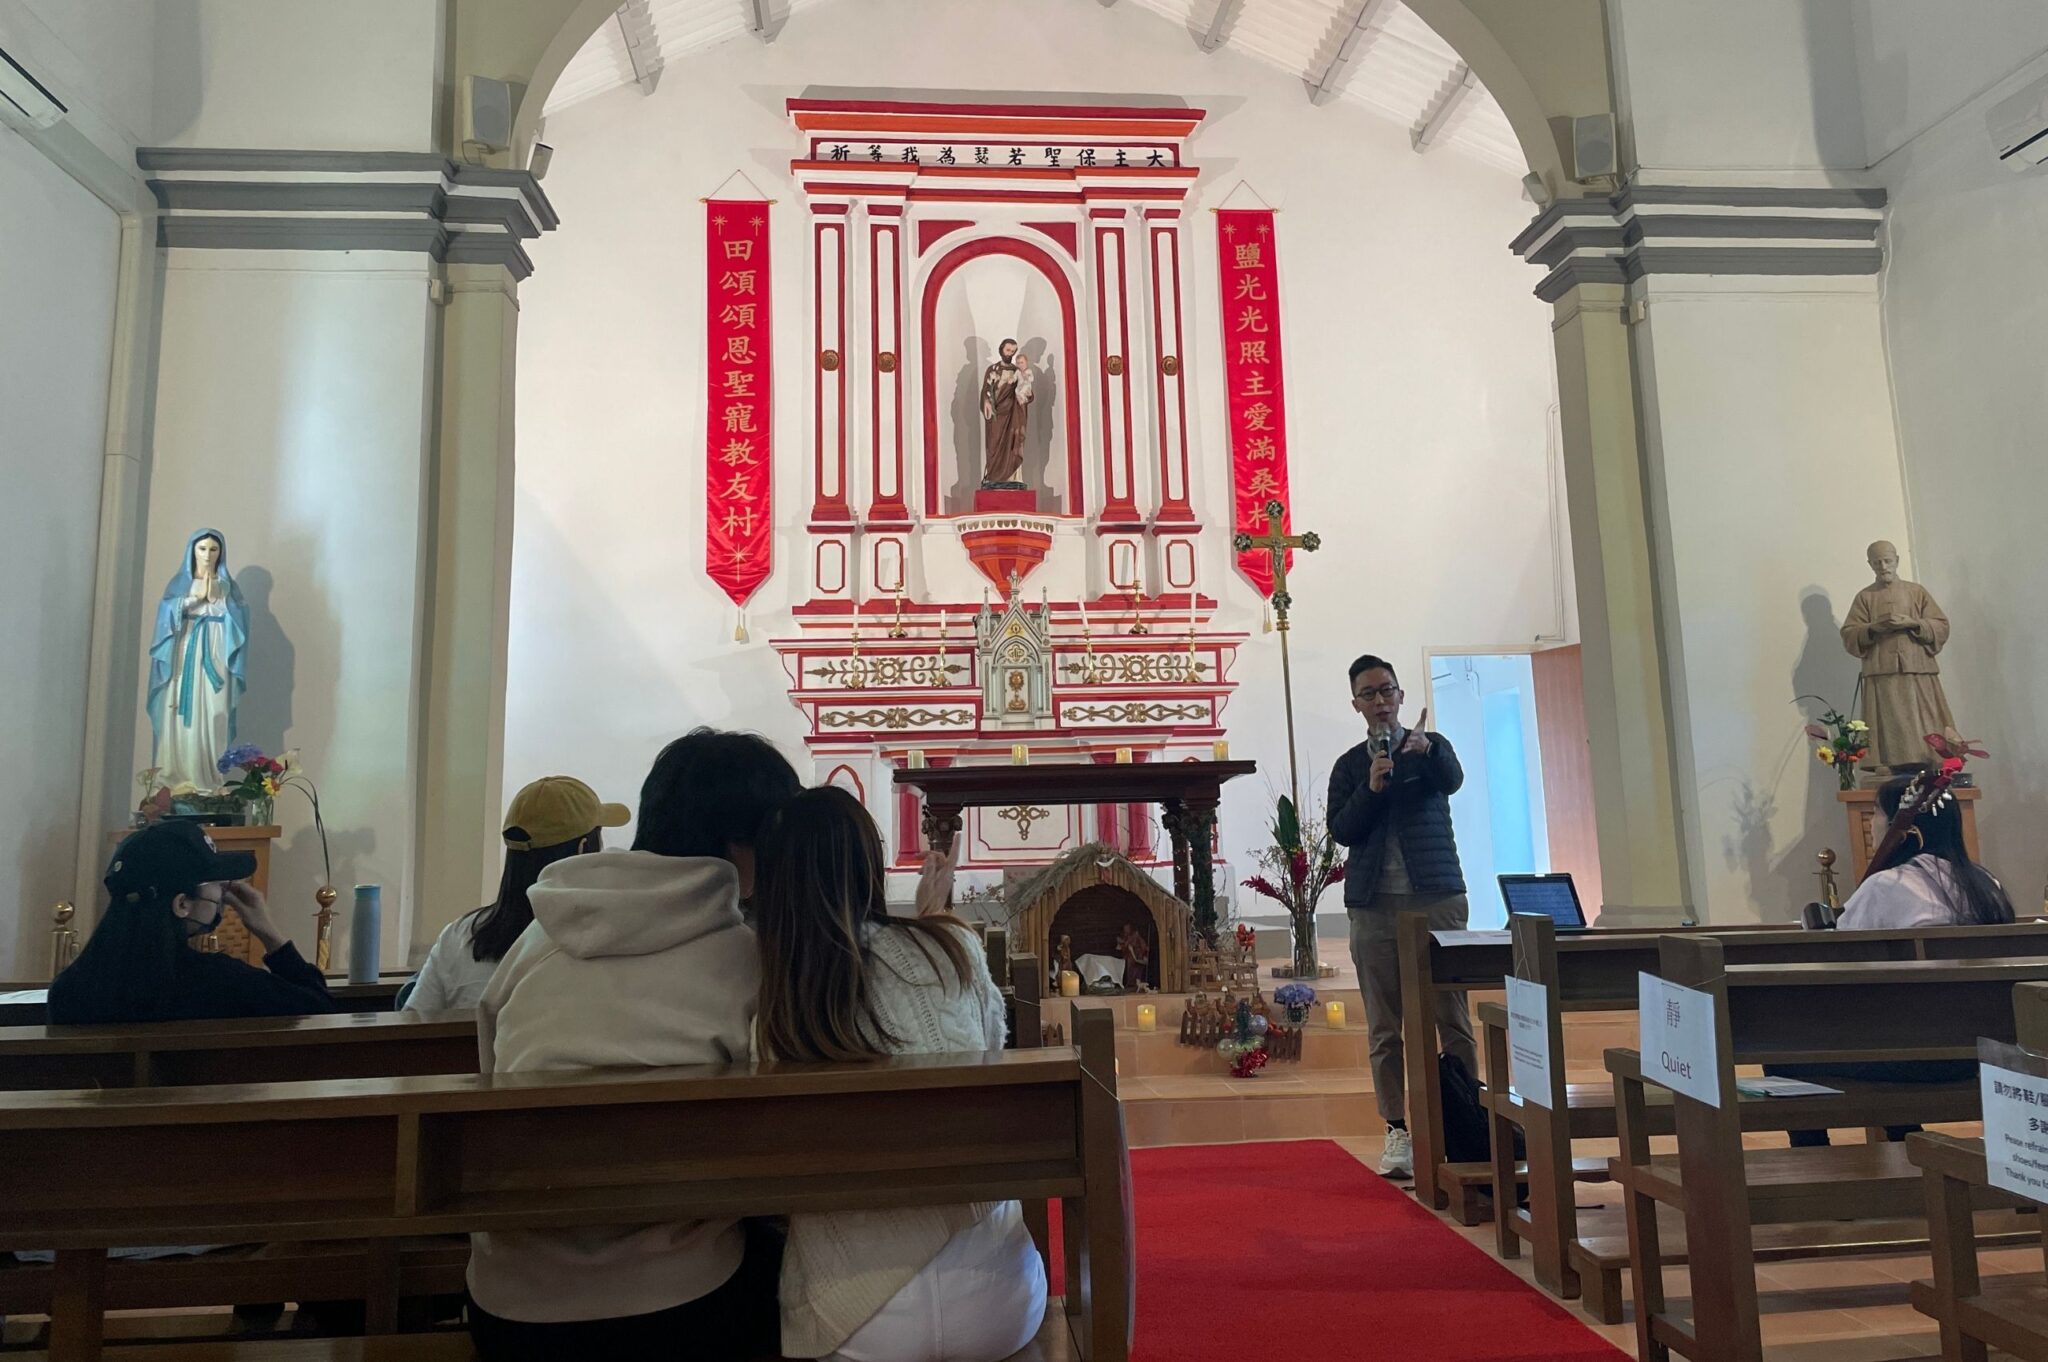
left=1840, top=539, right=1957, bottom=771
left=979, top=338, right=1035, bottom=487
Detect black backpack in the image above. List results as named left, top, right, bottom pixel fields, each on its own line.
left=1438, top=1050, right=1525, bottom=1166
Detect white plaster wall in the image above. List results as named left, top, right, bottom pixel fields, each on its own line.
left=1854, top=1, right=2048, bottom=164
left=1869, top=43, right=2048, bottom=915
left=1612, top=0, right=1868, bottom=175
left=0, top=124, right=119, bottom=978
left=135, top=253, right=437, bottom=970
left=1633, top=280, right=1908, bottom=923
left=148, top=0, right=441, bottom=151
left=509, top=0, right=1563, bottom=890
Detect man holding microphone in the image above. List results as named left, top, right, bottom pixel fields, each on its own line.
left=1328, top=654, right=1479, bottom=1178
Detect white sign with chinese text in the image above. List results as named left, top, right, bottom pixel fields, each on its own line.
left=1980, top=1040, right=2048, bottom=1204
left=1637, top=973, right=1721, bottom=1107
left=1505, top=977, right=1553, bottom=1109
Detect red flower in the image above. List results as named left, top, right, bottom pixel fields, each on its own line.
left=1289, top=850, right=1310, bottom=887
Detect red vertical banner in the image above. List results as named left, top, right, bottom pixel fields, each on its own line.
left=1214, top=208, right=1291, bottom=596
left=706, top=199, right=772, bottom=605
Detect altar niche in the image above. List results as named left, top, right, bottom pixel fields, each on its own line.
left=778, top=96, right=1241, bottom=893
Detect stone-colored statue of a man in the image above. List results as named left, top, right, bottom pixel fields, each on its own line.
left=1840, top=539, right=1956, bottom=772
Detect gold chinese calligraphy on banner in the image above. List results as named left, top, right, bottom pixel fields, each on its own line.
left=1214, top=208, right=1292, bottom=597
left=706, top=198, right=771, bottom=605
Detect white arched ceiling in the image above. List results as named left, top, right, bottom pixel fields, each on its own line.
left=541, top=0, right=1524, bottom=175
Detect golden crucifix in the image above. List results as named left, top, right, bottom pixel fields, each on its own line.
left=1233, top=497, right=1321, bottom=812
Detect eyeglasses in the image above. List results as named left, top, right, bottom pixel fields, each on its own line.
left=1353, top=685, right=1401, bottom=702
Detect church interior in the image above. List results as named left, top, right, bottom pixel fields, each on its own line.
left=6, top=0, right=2048, bottom=1358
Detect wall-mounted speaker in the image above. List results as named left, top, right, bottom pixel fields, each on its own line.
left=462, top=76, right=516, bottom=152
left=1571, top=113, right=1618, bottom=182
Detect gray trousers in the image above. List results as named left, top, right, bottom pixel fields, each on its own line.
left=1349, top=893, right=1480, bottom=1122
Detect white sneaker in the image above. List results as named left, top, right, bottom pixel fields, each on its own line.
left=1378, top=1126, right=1414, bottom=1178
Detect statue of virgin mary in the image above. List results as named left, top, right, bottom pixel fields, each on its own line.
left=146, top=528, right=250, bottom=789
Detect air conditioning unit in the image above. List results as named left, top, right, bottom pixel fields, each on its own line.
left=1987, top=72, right=2048, bottom=170
left=0, top=43, right=67, bottom=129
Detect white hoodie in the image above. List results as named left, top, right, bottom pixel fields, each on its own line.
left=466, top=849, right=758, bottom=1323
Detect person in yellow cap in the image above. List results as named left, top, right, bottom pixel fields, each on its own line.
left=400, top=776, right=630, bottom=1013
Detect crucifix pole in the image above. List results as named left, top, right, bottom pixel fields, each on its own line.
left=1234, top=498, right=1320, bottom=812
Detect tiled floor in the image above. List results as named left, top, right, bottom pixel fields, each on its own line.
left=1324, top=1132, right=2038, bottom=1361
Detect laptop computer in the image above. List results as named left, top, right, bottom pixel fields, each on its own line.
left=1498, top=872, right=1589, bottom=931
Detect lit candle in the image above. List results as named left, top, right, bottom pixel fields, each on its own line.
left=1213, top=740, right=1230, bottom=761
left=1079, top=594, right=1091, bottom=636
left=907, top=749, right=928, bottom=770
left=1115, top=747, right=1133, bottom=764
left=1011, top=744, right=1029, bottom=766
left=1325, top=1000, right=1346, bottom=1028
left=1136, top=1003, right=1158, bottom=1032
left=1060, top=970, right=1082, bottom=999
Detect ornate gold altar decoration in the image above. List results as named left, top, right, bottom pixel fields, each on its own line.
left=48, top=902, right=78, bottom=979
left=997, top=805, right=1055, bottom=841
left=820, top=706, right=974, bottom=730
left=1059, top=652, right=1208, bottom=685
left=1233, top=497, right=1321, bottom=811
left=807, top=654, right=966, bottom=689
left=1062, top=702, right=1209, bottom=724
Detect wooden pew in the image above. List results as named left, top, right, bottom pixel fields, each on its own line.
left=1475, top=916, right=2048, bottom=1319
left=1606, top=939, right=2048, bottom=1362
left=0, top=999, right=1128, bottom=1362
left=0, top=978, right=412, bottom=1028
left=0, top=1012, right=479, bottom=1091
left=1908, top=981, right=2048, bottom=1362
left=1403, top=916, right=2048, bottom=1217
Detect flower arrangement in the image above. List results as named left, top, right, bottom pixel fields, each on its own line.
left=1798, top=696, right=1870, bottom=791
left=1241, top=794, right=1346, bottom=980
left=219, top=744, right=288, bottom=813
left=1273, top=981, right=1317, bottom=1026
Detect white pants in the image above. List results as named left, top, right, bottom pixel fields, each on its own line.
left=826, top=1202, right=1048, bottom=1362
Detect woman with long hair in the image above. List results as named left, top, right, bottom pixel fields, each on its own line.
left=1777, top=768, right=2011, bottom=1146
left=1839, top=773, right=2013, bottom=928
left=754, top=786, right=1046, bottom=1362
left=50, top=820, right=334, bottom=1023
left=403, top=776, right=629, bottom=1013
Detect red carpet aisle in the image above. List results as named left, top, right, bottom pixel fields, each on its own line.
left=1110, top=1140, right=1629, bottom=1362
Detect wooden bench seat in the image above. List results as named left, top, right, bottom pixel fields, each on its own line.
left=0, top=959, right=1121, bottom=1362
left=1567, top=1202, right=2041, bottom=1326
left=1606, top=942, right=2048, bottom=1361
left=9, top=1300, right=1080, bottom=1360
left=0, top=1012, right=480, bottom=1092
left=0, top=1239, right=467, bottom=1317
left=1399, top=916, right=2048, bottom=1215
left=1907, top=1274, right=2048, bottom=1362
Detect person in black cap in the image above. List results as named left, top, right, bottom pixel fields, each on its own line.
left=48, top=820, right=337, bottom=1024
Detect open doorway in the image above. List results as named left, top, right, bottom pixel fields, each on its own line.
left=1424, top=646, right=1604, bottom=928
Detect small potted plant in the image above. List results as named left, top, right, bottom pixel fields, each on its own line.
left=1273, top=981, right=1317, bottom=1026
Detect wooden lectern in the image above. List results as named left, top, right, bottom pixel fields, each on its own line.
left=1837, top=787, right=1980, bottom=880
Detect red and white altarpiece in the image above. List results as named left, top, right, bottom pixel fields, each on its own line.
left=768, top=97, right=1246, bottom=883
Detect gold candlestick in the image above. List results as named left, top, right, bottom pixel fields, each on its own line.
left=888, top=587, right=908, bottom=639
left=49, top=901, right=78, bottom=978
left=313, top=885, right=338, bottom=971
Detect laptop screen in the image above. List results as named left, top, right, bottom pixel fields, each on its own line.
left=1498, top=873, right=1586, bottom=928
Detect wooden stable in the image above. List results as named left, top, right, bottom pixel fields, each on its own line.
left=1008, top=848, right=1192, bottom=994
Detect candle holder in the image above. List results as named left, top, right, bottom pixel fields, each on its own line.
left=1011, top=744, right=1030, bottom=766
left=888, top=589, right=908, bottom=639
left=313, top=885, right=339, bottom=971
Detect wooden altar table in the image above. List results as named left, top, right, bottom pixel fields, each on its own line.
left=894, top=759, right=1256, bottom=933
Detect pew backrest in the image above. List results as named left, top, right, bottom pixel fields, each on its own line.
left=0, top=1010, right=480, bottom=1091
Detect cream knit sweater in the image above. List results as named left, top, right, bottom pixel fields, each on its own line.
left=776, top=921, right=1010, bottom=1358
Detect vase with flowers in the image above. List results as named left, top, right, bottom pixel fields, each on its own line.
left=1799, top=697, right=1870, bottom=791
left=1241, top=794, right=1346, bottom=981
